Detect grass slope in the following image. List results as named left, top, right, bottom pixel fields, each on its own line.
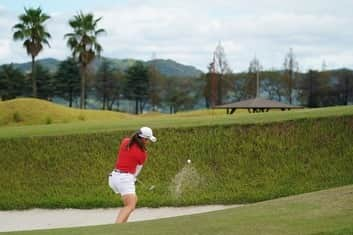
left=0, top=98, right=131, bottom=126
left=0, top=98, right=353, bottom=139
left=0, top=115, right=352, bottom=210
left=2, top=185, right=353, bottom=235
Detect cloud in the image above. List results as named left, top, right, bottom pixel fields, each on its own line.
left=0, top=1, right=353, bottom=72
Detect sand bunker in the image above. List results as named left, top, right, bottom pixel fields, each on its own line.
left=0, top=205, right=241, bottom=232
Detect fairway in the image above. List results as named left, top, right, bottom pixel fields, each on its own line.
left=1, top=185, right=352, bottom=235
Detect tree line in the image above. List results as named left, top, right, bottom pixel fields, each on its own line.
left=203, top=68, right=353, bottom=108
left=0, top=58, right=204, bottom=114
left=1, top=56, right=352, bottom=113
left=204, top=44, right=353, bottom=108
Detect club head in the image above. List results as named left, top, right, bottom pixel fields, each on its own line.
left=149, top=185, right=155, bottom=191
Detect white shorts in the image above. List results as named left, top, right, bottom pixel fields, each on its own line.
left=108, top=171, right=136, bottom=196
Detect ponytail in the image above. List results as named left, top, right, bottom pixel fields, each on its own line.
left=127, top=132, right=146, bottom=151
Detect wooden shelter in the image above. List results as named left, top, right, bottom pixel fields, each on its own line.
left=214, top=97, right=303, bottom=114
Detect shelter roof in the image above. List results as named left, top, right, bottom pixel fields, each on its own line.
left=214, top=98, right=303, bottom=109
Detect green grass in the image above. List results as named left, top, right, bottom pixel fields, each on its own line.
left=2, top=185, right=353, bottom=235
left=1, top=102, right=353, bottom=139
left=1, top=115, right=352, bottom=210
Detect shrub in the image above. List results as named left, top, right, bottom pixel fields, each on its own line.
left=45, top=116, right=52, bottom=125
left=12, top=111, right=23, bottom=123
left=78, top=113, right=86, bottom=121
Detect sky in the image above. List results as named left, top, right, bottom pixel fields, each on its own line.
left=0, top=0, right=352, bottom=72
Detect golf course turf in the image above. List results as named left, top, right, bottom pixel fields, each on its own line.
left=0, top=99, right=352, bottom=234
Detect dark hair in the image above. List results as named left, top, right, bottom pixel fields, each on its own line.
left=126, top=132, right=146, bottom=151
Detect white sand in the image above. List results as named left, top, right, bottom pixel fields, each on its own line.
left=0, top=205, right=241, bottom=232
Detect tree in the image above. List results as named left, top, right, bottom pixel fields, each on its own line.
left=202, top=72, right=212, bottom=108
left=246, top=56, right=262, bottom=98
left=316, top=64, right=333, bottom=106
left=95, top=59, right=112, bottom=110
left=109, top=70, right=124, bottom=111
left=164, top=78, right=196, bottom=114
left=212, top=42, right=232, bottom=105
left=336, top=69, right=353, bottom=105
left=12, top=7, right=51, bottom=98
left=225, top=73, right=247, bottom=102
left=261, top=70, right=285, bottom=101
left=54, top=58, right=81, bottom=107
left=206, top=59, right=217, bottom=108
left=0, top=64, right=25, bottom=100
left=34, top=64, right=54, bottom=100
left=65, top=12, right=105, bottom=109
left=95, top=59, right=123, bottom=110
left=283, top=48, right=299, bottom=104
left=123, top=62, right=150, bottom=114
left=303, top=70, right=321, bottom=107
left=148, top=64, right=165, bottom=111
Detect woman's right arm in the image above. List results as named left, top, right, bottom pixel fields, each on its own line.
left=134, top=165, right=143, bottom=178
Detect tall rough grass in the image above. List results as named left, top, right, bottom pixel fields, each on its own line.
left=0, top=116, right=352, bottom=209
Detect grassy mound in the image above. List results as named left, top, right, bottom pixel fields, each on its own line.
left=2, top=185, right=353, bottom=235
left=0, top=98, right=131, bottom=126
left=0, top=115, right=352, bottom=210
left=1, top=104, right=353, bottom=139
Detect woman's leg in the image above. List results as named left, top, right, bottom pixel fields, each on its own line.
left=116, top=194, right=137, bottom=223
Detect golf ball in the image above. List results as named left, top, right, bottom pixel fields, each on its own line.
left=187, top=159, right=191, bottom=164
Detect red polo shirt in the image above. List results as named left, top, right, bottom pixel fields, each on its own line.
left=115, top=138, right=147, bottom=174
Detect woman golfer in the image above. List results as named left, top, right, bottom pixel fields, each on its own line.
left=108, top=126, right=157, bottom=223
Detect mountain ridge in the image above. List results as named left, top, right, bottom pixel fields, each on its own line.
left=6, top=57, right=204, bottom=78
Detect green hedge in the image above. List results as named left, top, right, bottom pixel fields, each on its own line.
left=0, top=116, right=353, bottom=209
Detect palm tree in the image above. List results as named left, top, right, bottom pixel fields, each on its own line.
left=12, top=7, right=51, bottom=98
left=65, top=12, right=105, bottom=109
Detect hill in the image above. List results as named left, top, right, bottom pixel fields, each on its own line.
left=11, top=58, right=60, bottom=73
left=0, top=98, right=131, bottom=126
left=4, top=57, right=204, bottom=78
left=100, top=57, right=203, bottom=77
left=146, top=59, right=203, bottom=77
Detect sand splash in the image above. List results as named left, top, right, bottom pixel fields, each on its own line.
left=169, top=164, right=202, bottom=199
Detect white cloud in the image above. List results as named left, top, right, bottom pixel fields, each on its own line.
left=0, top=0, right=352, bottom=72
left=0, top=40, right=11, bottom=59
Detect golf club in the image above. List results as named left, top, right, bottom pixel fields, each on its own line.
left=137, top=179, right=155, bottom=191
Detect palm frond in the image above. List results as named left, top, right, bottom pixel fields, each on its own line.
left=95, top=28, right=106, bottom=36
left=66, top=11, right=106, bottom=67
left=13, top=7, right=51, bottom=55
left=13, top=31, right=25, bottom=40
left=42, top=38, right=50, bottom=47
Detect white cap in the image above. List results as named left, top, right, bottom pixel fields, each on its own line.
left=138, top=127, right=157, bottom=142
